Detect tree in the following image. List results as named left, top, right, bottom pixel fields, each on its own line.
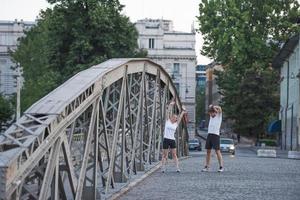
left=13, top=0, right=146, bottom=111
left=197, top=0, right=299, bottom=139
left=0, top=94, right=14, bottom=132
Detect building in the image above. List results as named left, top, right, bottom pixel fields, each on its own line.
left=196, top=64, right=206, bottom=89
left=195, top=64, right=206, bottom=128
left=273, top=34, right=300, bottom=151
left=0, top=20, right=35, bottom=96
left=135, top=19, right=197, bottom=136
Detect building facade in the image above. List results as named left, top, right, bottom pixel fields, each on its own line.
left=273, top=34, right=300, bottom=151
left=195, top=64, right=206, bottom=128
left=135, top=19, right=197, bottom=136
left=0, top=20, right=35, bottom=96
left=196, top=64, right=206, bottom=89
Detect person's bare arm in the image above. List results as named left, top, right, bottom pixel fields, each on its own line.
left=177, top=106, right=187, bottom=124
left=213, top=105, right=222, bottom=114
left=166, top=100, right=175, bottom=120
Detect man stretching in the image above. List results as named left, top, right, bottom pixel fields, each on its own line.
left=202, top=104, right=224, bottom=172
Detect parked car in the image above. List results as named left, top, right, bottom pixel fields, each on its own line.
left=188, top=139, right=202, bottom=151
left=220, top=138, right=235, bottom=155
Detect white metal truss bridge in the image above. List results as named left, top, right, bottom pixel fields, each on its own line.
left=0, top=58, right=188, bottom=199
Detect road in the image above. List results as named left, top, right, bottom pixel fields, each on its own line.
left=119, top=146, right=300, bottom=200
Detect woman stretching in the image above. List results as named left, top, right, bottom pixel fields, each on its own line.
left=161, top=100, right=187, bottom=173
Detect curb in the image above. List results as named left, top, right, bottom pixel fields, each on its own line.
left=108, top=156, right=191, bottom=200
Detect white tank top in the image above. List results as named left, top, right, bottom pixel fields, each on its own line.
left=208, top=113, right=222, bottom=135
left=163, top=120, right=178, bottom=140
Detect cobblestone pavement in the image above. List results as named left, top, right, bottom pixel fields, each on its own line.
left=119, top=148, right=300, bottom=200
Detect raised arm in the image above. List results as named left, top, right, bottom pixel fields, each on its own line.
left=165, top=100, right=175, bottom=120
left=177, top=106, right=187, bottom=124
left=213, top=105, right=222, bottom=114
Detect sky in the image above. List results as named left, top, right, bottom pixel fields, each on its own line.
left=0, top=0, right=212, bottom=64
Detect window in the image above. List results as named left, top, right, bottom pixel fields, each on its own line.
left=220, top=139, right=234, bottom=144
left=0, top=59, right=7, bottom=64
left=174, top=82, right=180, bottom=95
left=173, top=63, right=180, bottom=74
left=148, top=38, right=155, bottom=49
left=196, top=65, right=206, bottom=71
left=197, top=77, right=206, bottom=87
left=0, top=33, right=15, bottom=46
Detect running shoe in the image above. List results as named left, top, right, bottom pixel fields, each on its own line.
left=201, top=166, right=209, bottom=172
left=218, top=166, right=224, bottom=172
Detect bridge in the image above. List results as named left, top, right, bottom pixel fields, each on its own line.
left=0, top=59, right=188, bottom=200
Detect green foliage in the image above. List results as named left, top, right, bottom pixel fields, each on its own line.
left=197, top=0, right=299, bottom=139
left=13, top=0, right=146, bottom=111
left=258, top=139, right=277, bottom=146
left=0, top=94, right=14, bottom=131
left=216, top=67, right=280, bottom=136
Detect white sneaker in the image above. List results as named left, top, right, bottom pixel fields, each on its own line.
left=201, top=166, right=209, bottom=172
left=218, top=166, right=224, bottom=172
left=176, top=168, right=181, bottom=173
left=161, top=166, right=166, bottom=173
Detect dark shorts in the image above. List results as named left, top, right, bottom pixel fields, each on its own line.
left=163, top=138, right=176, bottom=149
left=205, top=134, right=220, bottom=150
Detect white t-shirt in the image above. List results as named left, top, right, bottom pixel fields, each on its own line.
left=208, top=113, right=222, bottom=135
left=163, top=120, right=178, bottom=140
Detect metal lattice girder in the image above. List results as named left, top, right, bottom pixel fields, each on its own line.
left=0, top=58, right=188, bottom=200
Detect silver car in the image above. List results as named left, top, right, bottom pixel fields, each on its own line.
left=188, top=139, right=202, bottom=151
left=220, top=138, right=235, bottom=155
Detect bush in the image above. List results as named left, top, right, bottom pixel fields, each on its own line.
left=258, top=139, right=277, bottom=147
